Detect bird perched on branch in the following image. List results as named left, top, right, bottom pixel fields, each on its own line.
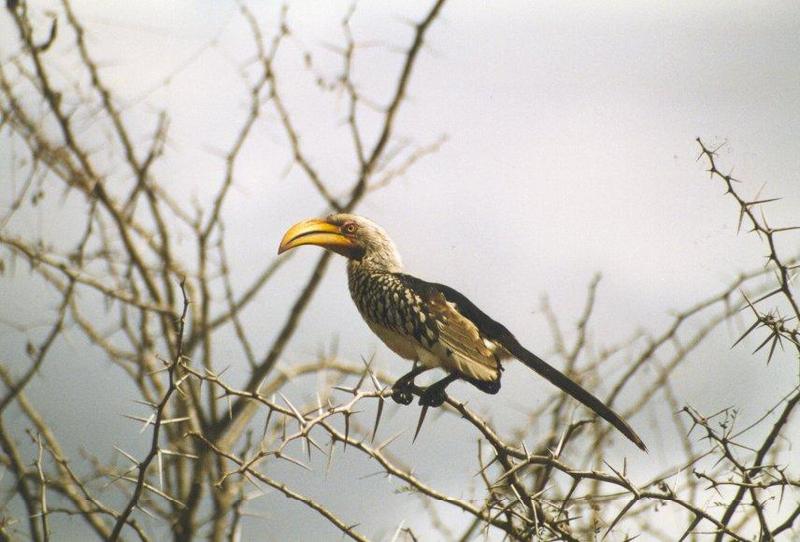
left=278, top=214, right=646, bottom=451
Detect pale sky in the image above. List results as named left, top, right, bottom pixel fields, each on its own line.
left=1, top=1, right=799, bottom=539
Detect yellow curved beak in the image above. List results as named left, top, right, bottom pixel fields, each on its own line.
left=278, top=218, right=357, bottom=256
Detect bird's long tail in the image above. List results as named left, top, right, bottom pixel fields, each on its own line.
left=503, top=336, right=647, bottom=452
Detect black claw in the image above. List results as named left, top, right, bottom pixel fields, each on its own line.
left=419, top=388, right=447, bottom=407
left=391, top=386, right=414, bottom=405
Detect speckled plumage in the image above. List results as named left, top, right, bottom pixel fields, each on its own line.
left=348, top=268, right=438, bottom=349
left=347, top=265, right=505, bottom=383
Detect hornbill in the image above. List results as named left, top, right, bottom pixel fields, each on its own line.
left=278, top=214, right=646, bottom=451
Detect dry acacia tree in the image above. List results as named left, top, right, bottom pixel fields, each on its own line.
left=1, top=1, right=798, bottom=541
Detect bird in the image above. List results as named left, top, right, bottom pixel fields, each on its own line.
left=278, top=214, right=647, bottom=451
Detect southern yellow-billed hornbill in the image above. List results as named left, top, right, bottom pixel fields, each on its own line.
left=278, top=214, right=646, bottom=451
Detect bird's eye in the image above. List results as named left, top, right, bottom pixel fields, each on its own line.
left=342, top=222, right=358, bottom=234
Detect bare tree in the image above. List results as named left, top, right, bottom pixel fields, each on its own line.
left=1, top=1, right=798, bottom=540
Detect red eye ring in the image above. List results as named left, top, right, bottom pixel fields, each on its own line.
left=342, top=222, right=358, bottom=234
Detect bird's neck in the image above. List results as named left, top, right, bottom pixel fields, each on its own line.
left=347, top=256, right=402, bottom=308
left=347, top=255, right=401, bottom=277
left=346, top=258, right=405, bottom=321
left=345, top=241, right=404, bottom=315
left=347, top=242, right=403, bottom=275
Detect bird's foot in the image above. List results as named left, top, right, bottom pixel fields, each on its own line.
left=391, top=384, right=414, bottom=405
left=417, top=373, right=457, bottom=407
left=418, top=386, right=447, bottom=408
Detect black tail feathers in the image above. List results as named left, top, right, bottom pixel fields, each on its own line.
left=503, top=336, right=647, bottom=452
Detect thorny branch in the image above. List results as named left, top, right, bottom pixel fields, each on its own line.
left=108, top=280, right=190, bottom=541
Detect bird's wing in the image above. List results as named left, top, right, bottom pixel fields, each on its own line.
left=426, top=291, right=502, bottom=381
left=399, top=274, right=506, bottom=382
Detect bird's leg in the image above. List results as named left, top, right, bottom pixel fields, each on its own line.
left=419, top=373, right=459, bottom=407
left=391, top=363, right=428, bottom=406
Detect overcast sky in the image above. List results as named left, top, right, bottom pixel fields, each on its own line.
left=2, top=1, right=799, bottom=539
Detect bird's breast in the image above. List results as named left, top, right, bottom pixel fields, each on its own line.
left=347, top=267, right=439, bottom=348
left=363, top=320, right=420, bottom=361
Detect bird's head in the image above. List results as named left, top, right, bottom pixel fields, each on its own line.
left=278, top=214, right=402, bottom=272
